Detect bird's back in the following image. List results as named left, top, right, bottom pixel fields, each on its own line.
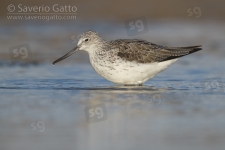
left=108, top=39, right=202, bottom=63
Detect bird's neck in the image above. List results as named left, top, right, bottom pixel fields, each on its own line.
left=88, top=39, right=109, bottom=55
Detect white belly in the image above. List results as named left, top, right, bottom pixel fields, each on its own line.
left=90, top=57, right=178, bottom=85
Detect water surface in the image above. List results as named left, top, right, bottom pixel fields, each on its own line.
left=0, top=54, right=225, bottom=150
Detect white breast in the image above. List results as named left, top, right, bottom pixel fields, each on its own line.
left=89, top=52, right=177, bottom=85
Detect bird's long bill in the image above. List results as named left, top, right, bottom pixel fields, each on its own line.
left=53, top=46, right=79, bottom=65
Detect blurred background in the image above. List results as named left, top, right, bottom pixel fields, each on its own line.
left=1, top=0, right=225, bottom=63
left=0, top=0, right=225, bottom=150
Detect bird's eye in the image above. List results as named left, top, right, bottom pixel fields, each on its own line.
left=84, top=38, right=88, bottom=42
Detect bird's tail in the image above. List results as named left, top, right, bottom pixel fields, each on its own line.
left=160, top=45, right=202, bottom=62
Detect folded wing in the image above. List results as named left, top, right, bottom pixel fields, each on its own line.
left=110, top=39, right=202, bottom=63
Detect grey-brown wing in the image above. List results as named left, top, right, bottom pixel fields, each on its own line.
left=109, top=39, right=202, bottom=63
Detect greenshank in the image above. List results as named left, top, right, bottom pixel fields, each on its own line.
left=53, top=31, right=202, bottom=85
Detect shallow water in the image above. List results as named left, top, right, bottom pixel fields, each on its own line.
left=0, top=54, right=225, bottom=150
left=1, top=19, right=225, bottom=149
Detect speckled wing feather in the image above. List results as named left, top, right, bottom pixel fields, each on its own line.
left=109, top=39, right=202, bottom=63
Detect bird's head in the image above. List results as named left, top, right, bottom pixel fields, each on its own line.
left=53, top=30, right=105, bottom=65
